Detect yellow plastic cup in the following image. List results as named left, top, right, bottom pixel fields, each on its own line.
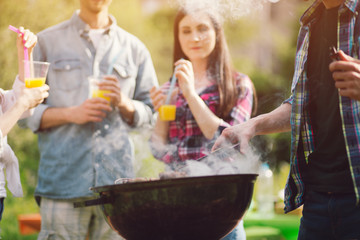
left=88, top=76, right=111, bottom=102
left=158, top=105, right=176, bottom=121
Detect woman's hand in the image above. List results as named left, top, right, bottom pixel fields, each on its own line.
left=150, top=86, right=166, bottom=111
left=97, top=75, right=122, bottom=106
left=150, top=85, right=179, bottom=111
left=16, top=84, right=49, bottom=111
left=174, top=59, right=196, bottom=99
left=17, top=27, right=37, bottom=82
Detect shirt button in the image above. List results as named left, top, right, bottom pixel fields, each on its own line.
left=120, top=70, right=127, bottom=78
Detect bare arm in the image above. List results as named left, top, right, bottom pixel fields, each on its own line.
left=175, top=59, right=221, bottom=139
left=39, top=98, right=112, bottom=130
left=1, top=27, right=48, bottom=136
left=1, top=86, right=49, bottom=136
left=1, top=99, right=31, bottom=136
left=183, top=93, right=221, bottom=139
left=212, top=103, right=292, bottom=152
left=117, top=93, right=135, bottom=125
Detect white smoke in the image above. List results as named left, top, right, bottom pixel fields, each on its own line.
left=169, top=0, right=278, bottom=22
left=182, top=144, right=261, bottom=177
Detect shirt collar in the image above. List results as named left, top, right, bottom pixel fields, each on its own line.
left=300, top=0, right=359, bottom=26
left=70, top=10, right=118, bottom=37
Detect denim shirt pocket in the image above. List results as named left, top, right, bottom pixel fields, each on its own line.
left=52, top=59, right=82, bottom=91
left=113, top=64, right=137, bottom=97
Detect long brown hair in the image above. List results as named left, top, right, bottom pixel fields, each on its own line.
left=173, top=8, right=251, bottom=118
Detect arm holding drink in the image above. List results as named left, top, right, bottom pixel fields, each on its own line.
left=0, top=27, right=49, bottom=220
left=92, top=75, right=136, bottom=125
left=39, top=98, right=112, bottom=129
left=149, top=83, right=177, bottom=146
left=39, top=74, right=137, bottom=129
left=0, top=27, right=49, bottom=137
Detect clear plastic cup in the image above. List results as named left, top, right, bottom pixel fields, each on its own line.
left=23, top=60, right=50, bottom=88
left=88, top=76, right=111, bottom=102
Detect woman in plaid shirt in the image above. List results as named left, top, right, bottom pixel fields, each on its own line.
left=149, top=7, right=256, bottom=240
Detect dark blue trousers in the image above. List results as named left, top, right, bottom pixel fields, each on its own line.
left=298, top=190, right=360, bottom=240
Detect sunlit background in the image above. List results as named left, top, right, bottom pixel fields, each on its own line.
left=0, top=0, right=310, bottom=239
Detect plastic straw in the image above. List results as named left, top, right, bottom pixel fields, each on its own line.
left=106, top=50, right=124, bottom=75
left=165, top=65, right=179, bottom=104
left=8, top=25, right=30, bottom=78
left=8, top=25, right=20, bottom=34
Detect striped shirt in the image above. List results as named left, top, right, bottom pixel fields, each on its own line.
left=151, top=73, right=254, bottom=164
left=284, top=0, right=360, bottom=213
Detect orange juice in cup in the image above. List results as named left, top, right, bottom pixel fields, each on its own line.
left=88, top=76, right=111, bottom=102
left=158, top=105, right=176, bottom=121
left=25, top=77, right=46, bottom=88
left=23, top=60, right=50, bottom=88
left=92, top=89, right=111, bottom=102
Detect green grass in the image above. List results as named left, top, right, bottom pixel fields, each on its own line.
left=1, top=196, right=39, bottom=240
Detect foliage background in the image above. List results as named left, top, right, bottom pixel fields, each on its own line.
left=0, top=0, right=309, bottom=238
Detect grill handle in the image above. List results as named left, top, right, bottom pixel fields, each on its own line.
left=73, top=196, right=114, bottom=208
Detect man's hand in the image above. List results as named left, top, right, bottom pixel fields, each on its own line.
left=98, top=75, right=123, bottom=106
left=330, top=50, right=360, bottom=101
left=69, top=98, right=112, bottom=124
left=212, top=121, right=255, bottom=154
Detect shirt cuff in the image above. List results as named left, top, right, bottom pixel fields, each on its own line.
left=283, top=96, right=293, bottom=105
left=130, top=100, right=154, bottom=128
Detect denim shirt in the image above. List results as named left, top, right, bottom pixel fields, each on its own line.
left=21, top=12, right=158, bottom=199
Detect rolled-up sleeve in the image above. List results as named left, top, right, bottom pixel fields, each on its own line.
left=283, top=95, right=293, bottom=105
left=131, top=48, right=158, bottom=128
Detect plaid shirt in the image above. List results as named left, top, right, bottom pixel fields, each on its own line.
left=284, top=0, right=360, bottom=213
left=151, top=73, right=254, bottom=164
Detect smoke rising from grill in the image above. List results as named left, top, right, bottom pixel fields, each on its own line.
left=81, top=115, right=136, bottom=186
left=170, top=0, right=277, bottom=22
left=182, top=143, right=261, bottom=177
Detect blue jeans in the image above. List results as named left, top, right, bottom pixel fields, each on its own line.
left=298, top=190, right=360, bottom=240
left=0, top=198, right=4, bottom=221
left=222, top=220, right=246, bottom=240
